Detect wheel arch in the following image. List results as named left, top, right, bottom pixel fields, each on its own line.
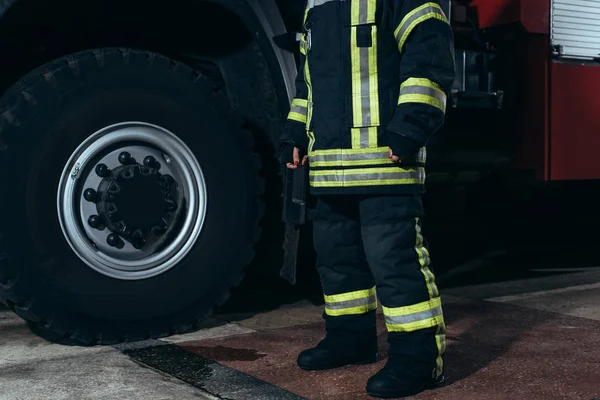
left=0, top=0, right=297, bottom=108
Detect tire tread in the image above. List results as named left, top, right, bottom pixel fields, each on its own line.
left=0, top=48, right=265, bottom=345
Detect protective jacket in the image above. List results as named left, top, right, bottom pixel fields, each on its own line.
left=279, top=0, right=456, bottom=195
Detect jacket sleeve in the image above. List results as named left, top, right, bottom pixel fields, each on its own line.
left=386, top=0, right=456, bottom=148
left=279, top=34, right=310, bottom=152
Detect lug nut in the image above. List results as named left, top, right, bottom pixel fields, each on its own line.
left=95, top=164, right=110, bottom=177
left=118, top=152, right=133, bottom=165
left=143, top=156, right=159, bottom=168
left=83, top=188, right=98, bottom=203
left=106, top=233, right=124, bottom=249
left=151, top=224, right=167, bottom=236
left=88, top=215, right=104, bottom=230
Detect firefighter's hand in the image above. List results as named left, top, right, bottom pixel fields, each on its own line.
left=286, top=147, right=308, bottom=169
left=387, top=132, right=421, bottom=163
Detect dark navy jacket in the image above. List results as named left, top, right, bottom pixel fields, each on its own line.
left=280, top=0, right=456, bottom=195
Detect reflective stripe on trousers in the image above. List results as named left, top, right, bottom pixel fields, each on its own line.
left=324, top=287, right=378, bottom=316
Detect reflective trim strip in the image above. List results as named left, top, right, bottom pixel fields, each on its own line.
left=299, top=35, right=309, bottom=55
left=309, top=147, right=426, bottom=168
left=324, top=287, right=378, bottom=316
left=435, top=322, right=446, bottom=378
left=382, top=297, right=444, bottom=332
left=307, top=131, right=316, bottom=152
left=398, top=78, right=447, bottom=113
left=416, top=218, right=439, bottom=298
left=351, top=127, right=378, bottom=149
left=350, top=0, right=380, bottom=148
left=288, top=99, right=308, bottom=123
left=394, top=2, right=448, bottom=52
left=351, top=0, right=377, bottom=25
left=307, top=0, right=337, bottom=9
left=304, top=49, right=313, bottom=130
left=309, top=167, right=425, bottom=187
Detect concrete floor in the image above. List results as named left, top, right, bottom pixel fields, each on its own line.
left=2, top=267, right=600, bottom=400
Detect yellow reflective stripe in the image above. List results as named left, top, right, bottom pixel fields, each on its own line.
left=291, top=98, right=308, bottom=109
left=416, top=218, right=439, bottom=298
left=398, top=78, right=447, bottom=113
left=351, top=127, right=379, bottom=149
left=350, top=0, right=377, bottom=25
left=368, top=25, right=380, bottom=130
left=382, top=297, right=444, bottom=333
left=304, top=50, right=313, bottom=130
left=435, top=322, right=446, bottom=378
left=324, top=287, right=377, bottom=317
left=309, top=167, right=425, bottom=187
left=299, top=36, right=308, bottom=55
left=288, top=112, right=307, bottom=123
left=383, top=296, right=441, bottom=317
left=288, top=98, right=308, bottom=124
left=309, top=147, right=426, bottom=168
left=394, top=2, right=448, bottom=52
left=350, top=26, right=363, bottom=136
left=307, top=131, right=316, bottom=152
left=350, top=0, right=380, bottom=148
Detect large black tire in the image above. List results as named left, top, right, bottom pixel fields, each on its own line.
left=0, top=49, right=264, bottom=344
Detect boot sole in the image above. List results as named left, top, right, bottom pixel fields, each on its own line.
left=298, top=355, right=378, bottom=371
left=366, top=374, right=447, bottom=398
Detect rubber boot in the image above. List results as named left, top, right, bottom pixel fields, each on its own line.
left=366, top=359, right=445, bottom=398
left=297, top=311, right=378, bottom=371
left=367, top=328, right=445, bottom=398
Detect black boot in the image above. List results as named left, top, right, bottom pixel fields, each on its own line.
left=366, top=359, right=445, bottom=398
left=297, top=311, right=378, bottom=371
left=297, top=335, right=378, bottom=371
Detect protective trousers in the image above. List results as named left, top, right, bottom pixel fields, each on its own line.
left=313, top=194, right=446, bottom=379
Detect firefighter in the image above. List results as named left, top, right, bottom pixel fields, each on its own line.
left=279, top=0, right=455, bottom=398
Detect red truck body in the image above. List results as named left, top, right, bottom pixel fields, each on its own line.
left=471, top=0, right=600, bottom=181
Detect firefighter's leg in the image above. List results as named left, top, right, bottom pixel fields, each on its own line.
left=360, top=195, right=446, bottom=398
left=297, top=195, right=378, bottom=371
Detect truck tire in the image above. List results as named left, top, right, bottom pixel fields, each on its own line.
left=0, top=48, right=264, bottom=345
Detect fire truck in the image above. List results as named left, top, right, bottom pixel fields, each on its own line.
left=0, top=0, right=594, bottom=344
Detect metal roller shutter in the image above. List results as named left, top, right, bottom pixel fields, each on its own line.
left=551, top=0, right=600, bottom=60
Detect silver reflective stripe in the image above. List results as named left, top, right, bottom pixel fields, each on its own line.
left=384, top=305, right=443, bottom=326
left=310, top=169, right=425, bottom=183
left=360, top=47, right=371, bottom=127
left=326, top=294, right=377, bottom=310
left=290, top=104, right=308, bottom=117
left=358, top=0, right=369, bottom=24
left=359, top=127, right=369, bottom=147
left=307, top=0, right=337, bottom=9
left=395, top=5, right=446, bottom=48
left=309, top=150, right=389, bottom=164
left=400, top=85, right=447, bottom=108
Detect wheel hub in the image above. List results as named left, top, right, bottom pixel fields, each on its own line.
left=86, top=158, right=180, bottom=250
left=57, top=122, right=207, bottom=280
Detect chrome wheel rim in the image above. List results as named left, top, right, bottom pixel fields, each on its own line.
left=57, top=122, right=207, bottom=280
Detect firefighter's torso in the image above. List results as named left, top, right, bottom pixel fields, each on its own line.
left=300, top=0, right=428, bottom=195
